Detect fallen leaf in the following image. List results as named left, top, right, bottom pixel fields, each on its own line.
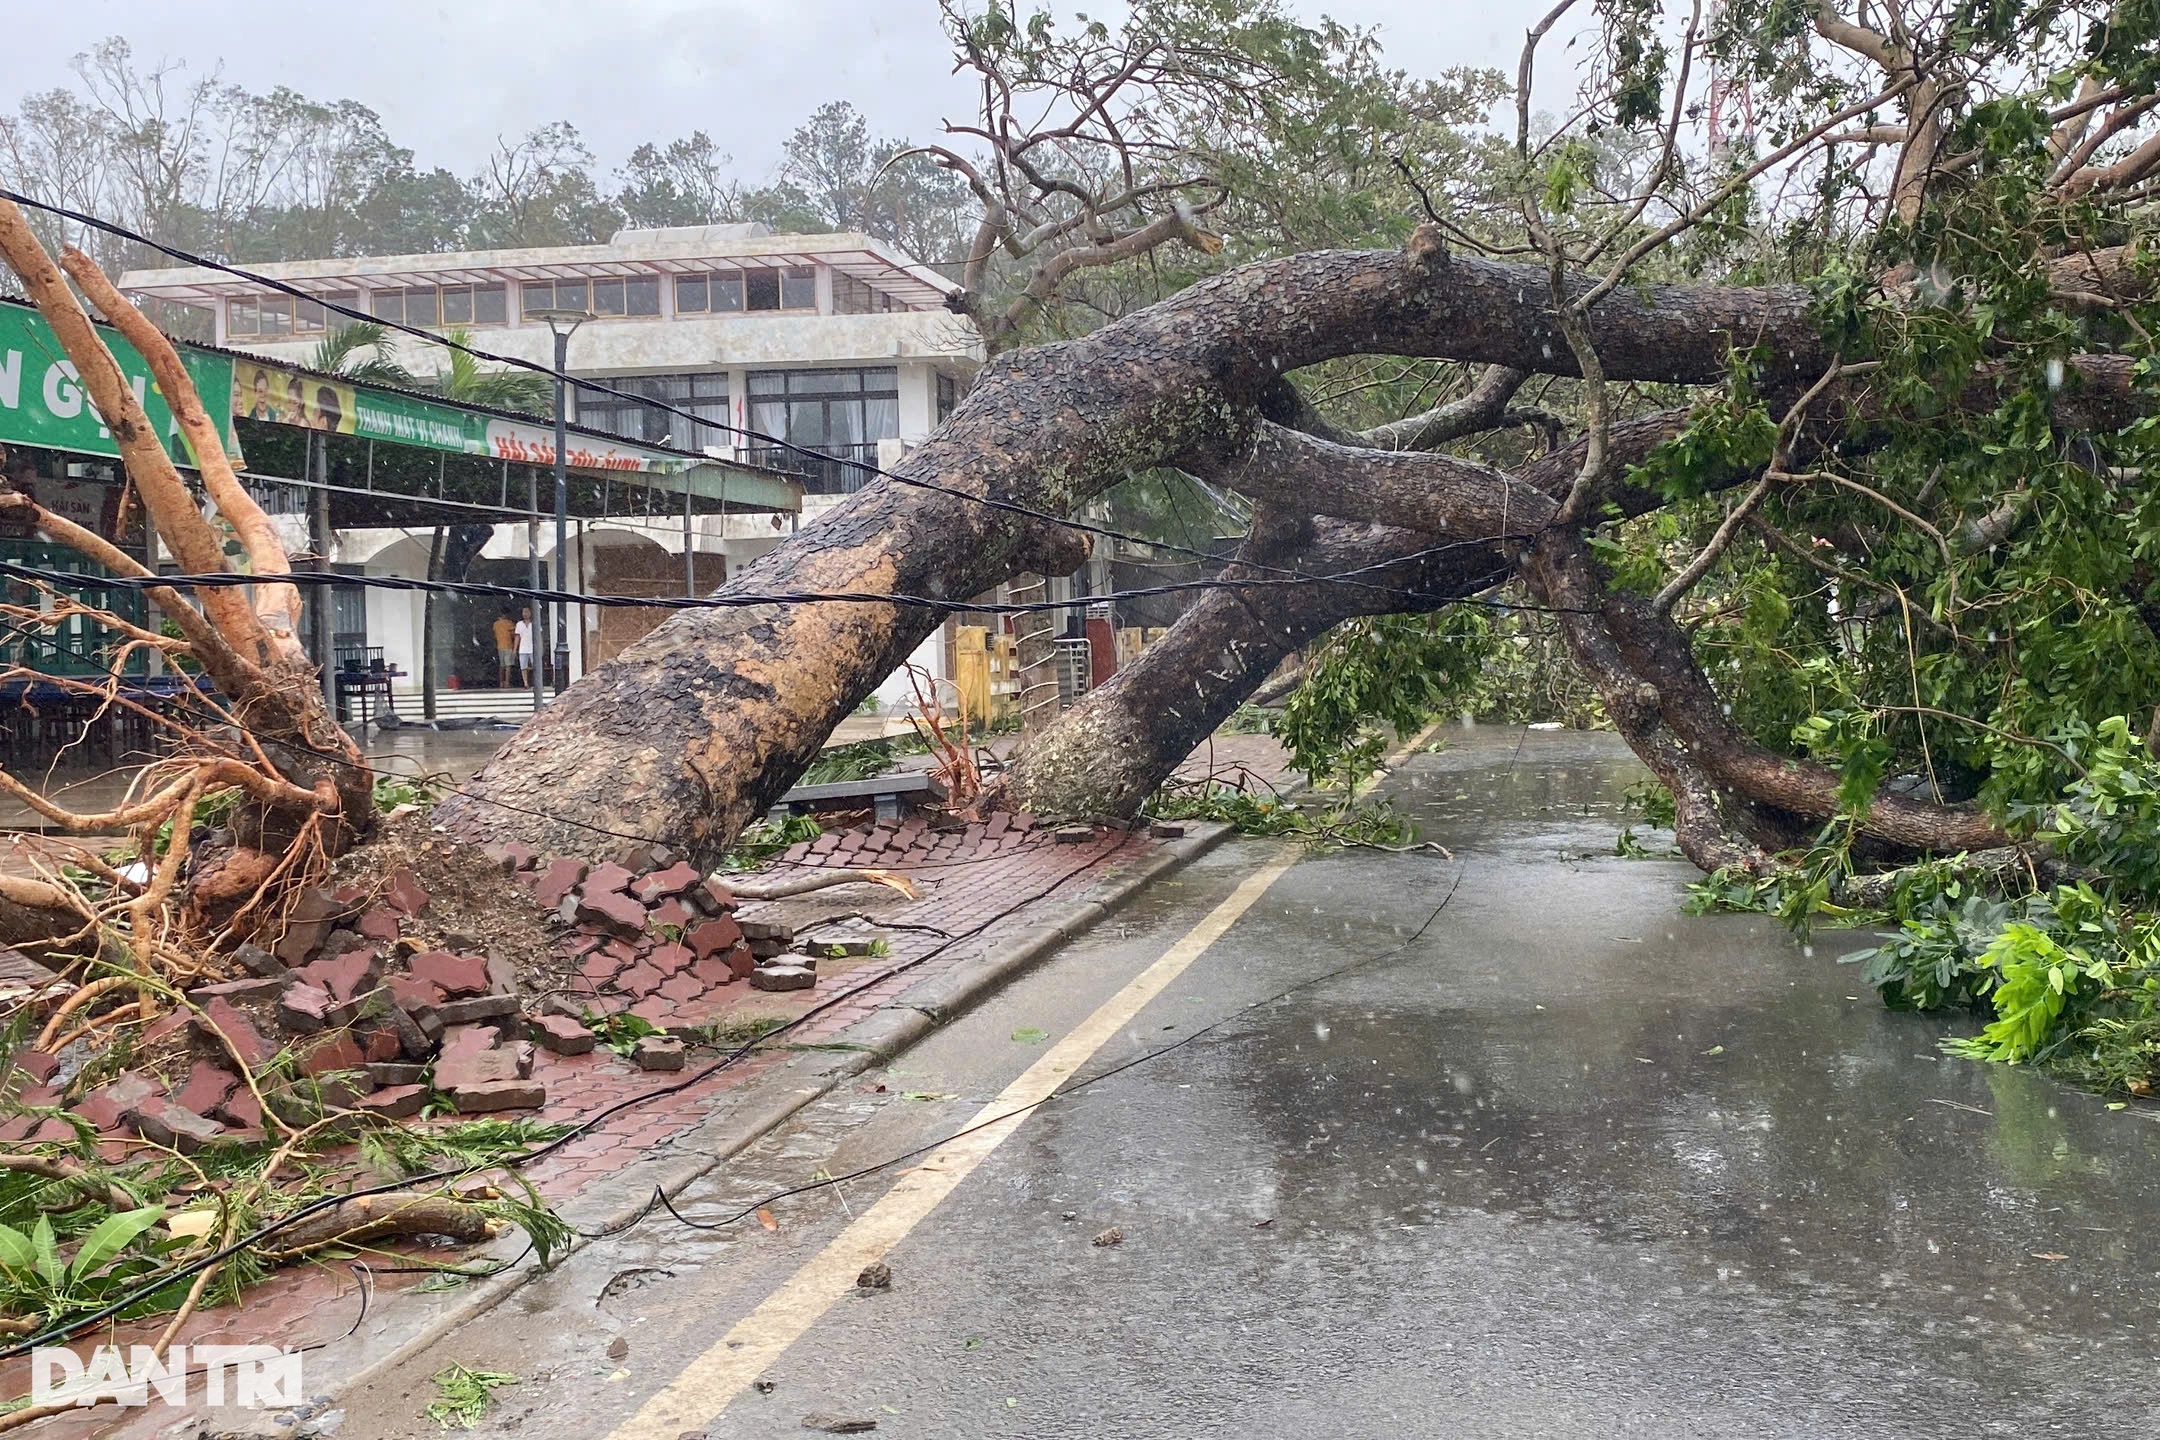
left=1700, top=1046, right=1725, bottom=1057
left=605, top=1368, right=629, bottom=1382
left=756, top=1207, right=779, bottom=1232
left=1092, top=1226, right=1123, bottom=1247
left=1011, top=1027, right=1048, bottom=1044
left=165, top=1209, right=218, bottom=1240
left=900, top=1090, right=957, bottom=1102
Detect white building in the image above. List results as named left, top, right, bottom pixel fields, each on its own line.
left=122, top=224, right=984, bottom=713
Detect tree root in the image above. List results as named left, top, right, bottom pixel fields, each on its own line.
left=725, top=868, right=922, bottom=902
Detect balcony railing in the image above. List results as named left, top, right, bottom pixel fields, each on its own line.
left=745, top=442, right=883, bottom=495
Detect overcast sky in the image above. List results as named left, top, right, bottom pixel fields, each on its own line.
left=1, top=1, right=1565, bottom=183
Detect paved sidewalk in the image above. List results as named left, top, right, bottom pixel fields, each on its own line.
left=12, top=811, right=1227, bottom=1438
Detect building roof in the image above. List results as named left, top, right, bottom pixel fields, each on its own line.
left=120, top=226, right=960, bottom=312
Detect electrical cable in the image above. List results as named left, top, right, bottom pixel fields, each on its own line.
left=0, top=185, right=1516, bottom=605
left=0, top=553, right=1569, bottom=619
left=0, top=832, right=1133, bottom=1359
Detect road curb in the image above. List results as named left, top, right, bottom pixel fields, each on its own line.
left=312, top=818, right=1236, bottom=1405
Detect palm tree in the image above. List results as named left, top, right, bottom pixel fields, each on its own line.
left=309, top=321, right=416, bottom=387
left=426, top=329, right=553, bottom=414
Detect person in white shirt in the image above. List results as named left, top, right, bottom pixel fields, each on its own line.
left=513, top=607, right=534, bottom=687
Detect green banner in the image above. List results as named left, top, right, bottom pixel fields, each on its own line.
left=0, top=301, right=236, bottom=465
left=232, top=358, right=691, bottom=474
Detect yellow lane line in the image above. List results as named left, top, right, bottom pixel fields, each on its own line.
left=607, top=719, right=1444, bottom=1439
left=605, top=846, right=1304, bottom=1440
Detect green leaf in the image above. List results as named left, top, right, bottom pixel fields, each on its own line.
left=69, top=1207, right=168, bottom=1280
left=1010, top=1027, right=1048, bottom=1044
left=0, top=1222, right=37, bottom=1275
left=31, top=1215, right=61, bottom=1286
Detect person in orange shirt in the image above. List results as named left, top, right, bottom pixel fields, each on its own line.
left=491, top=611, right=517, bottom=687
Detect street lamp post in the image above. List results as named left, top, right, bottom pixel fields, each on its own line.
left=530, top=310, right=590, bottom=697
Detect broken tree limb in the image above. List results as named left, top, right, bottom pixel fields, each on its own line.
left=723, top=868, right=923, bottom=902
left=257, top=1191, right=497, bottom=1262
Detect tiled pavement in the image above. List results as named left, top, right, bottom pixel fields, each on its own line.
left=8, top=797, right=1229, bottom=1436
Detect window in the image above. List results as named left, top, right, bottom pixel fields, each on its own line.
left=834, top=275, right=894, bottom=314
left=294, top=298, right=326, bottom=333
left=781, top=267, right=817, bottom=309
left=404, top=287, right=439, bottom=327
left=473, top=285, right=507, bottom=325
left=227, top=296, right=257, bottom=337
left=674, top=274, right=707, bottom=313
left=937, top=372, right=958, bottom=423
left=592, top=278, right=626, bottom=316
left=371, top=289, right=405, bottom=324
left=522, top=279, right=591, bottom=316
left=745, top=270, right=780, bottom=312
left=745, top=367, right=899, bottom=492
left=441, top=285, right=474, bottom=324
left=575, top=371, right=729, bottom=445
left=626, top=276, right=660, bottom=316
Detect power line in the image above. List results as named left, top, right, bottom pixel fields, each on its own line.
left=0, top=551, right=1570, bottom=617
left=0, top=186, right=1515, bottom=606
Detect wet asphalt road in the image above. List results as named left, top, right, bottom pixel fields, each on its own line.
left=345, top=728, right=2160, bottom=1438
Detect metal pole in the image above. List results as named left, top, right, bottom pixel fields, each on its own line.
left=527, top=464, right=542, bottom=715
left=552, top=327, right=571, bottom=693
left=309, top=432, right=335, bottom=714
left=683, top=482, right=695, bottom=595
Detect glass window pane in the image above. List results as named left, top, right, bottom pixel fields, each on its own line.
left=862, top=366, right=899, bottom=394
left=711, top=271, right=745, bottom=311
left=626, top=277, right=660, bottom=316
left=781, top=267, right=817, bottom=309
left=555, top=280, right=588, bottom=312
left=229, top=297, right=257, bottom=336
left=372, top=289, right=404, bottom=323
left=749, top=399, right=788, bottom=444
left=691, top=372, right=727, bottom=398
left=473, top=285, right=507, bottom=324
left=863, top=395, right=900, bottom=441
left=785, top=403, right=826, bottom=446
left=789, top=369, right=857, bottom=394
left=674, top=274, right=707, bottom=313
left=441, top=286, right=473, bottom=324
left=323, top=291, right=358, bottom=323
left=745, top=270, right=780, bottom=311
left=294, top=298, right=325, bottom=332
left=592, top=278, right=625, bottom=315
left=404, top=287, right=439, bottom=327
left=747, top=370, right=786, bottom=396
left=826, top=401, right=863, bottom=448
left=521, top=281, right=553, bottom=316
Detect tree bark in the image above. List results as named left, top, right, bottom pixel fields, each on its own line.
left=989, top=511, right=1509, bottom=816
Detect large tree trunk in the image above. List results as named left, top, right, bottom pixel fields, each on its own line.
left=989, top=512, right=1507, bottom=816
left=438, top=233, right=2146, bottom=864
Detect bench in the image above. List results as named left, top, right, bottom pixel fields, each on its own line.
left=770, top=771, right=947, bottom=824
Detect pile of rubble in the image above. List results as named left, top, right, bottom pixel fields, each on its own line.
left=2, top=844, right=838, bottom=1152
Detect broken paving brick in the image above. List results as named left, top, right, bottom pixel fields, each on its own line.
left=232, top=942, right=286, bottom=979
left=688, top=955, right=735, bottom=989
left=436, top=1047, right=525, bottom=1088
left=699, top=879, right=737, bottom=913
left=356, top=905, right=403, bottom=943
left=633, top=860, right=704, bottom=903
left=656, top=972, right=704, bottom=1004
left=359, top=1027, right=403, bottom=1064
left=446, top=1079, right=545, bottom=1113
left=686, top=915, right=743, bottom=961
left=647, top=942, right=694, bottom=976
left=724, top=945, right=758, bottom=983
left=276, top=982, right=335, bottom=1033
left=132, top=1101, right=225, bottom=1152
left=484, top=955, right=519, bottom=996
left=582, top=861, right=638, bottom=898
left=296, top=1031, right=367, bottom=1077
left=300, top=950, right=380, bottom=1003
left=799, top=933, right=877, bottom=957
left=1055, top=824, right=1094, bottom=844
left=173, top=1062, right=238, bottom=1116
left=631, top=1034, right=686, bottom=1072
left=408, top=951, right=489, bottom=997
left=357, top=1084, right=427, bottom=1120
left=736, top=917, right=791, bottom=942
left=749, top=965, right=816, bottom=993
left=533, top=858, right=589, bottom=909
left=384, top=867, right=431, bottom=917
left=366, top=1061, right=427, bottom=1086
left=215, top=1088, right=263, bottom=1130
left=435, top=993, right=519, bottom=1026
left=576, top=887, right=649, bottom=935
left=747, top=937, right=790, bottom=960
left=613, top=963, right=665, bottom=998
left=649, top=897, right=695, bottom=930
left=72, top=1072, right=165, bottom=1131
left=528, top=1013, right=596, bottom=1055
left=8, top=1049, right=58, bottom=1084
left=140, top=1010, right=194, bottom=1048
left=196, top=998, right=277, bottom=1069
